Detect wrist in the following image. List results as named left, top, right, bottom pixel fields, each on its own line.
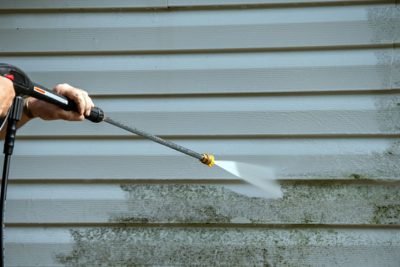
left=23, top=98, right=35, bottom=119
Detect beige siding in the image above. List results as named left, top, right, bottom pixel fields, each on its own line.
left=0, top=0, right=399, bottom=266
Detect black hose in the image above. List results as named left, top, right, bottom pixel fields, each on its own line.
left=0, top=154, right=11, bottom=267
left=1, top=96, right=24, bottom=267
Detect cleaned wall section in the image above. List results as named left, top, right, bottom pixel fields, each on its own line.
left=1, top=0, right=399, bottom=266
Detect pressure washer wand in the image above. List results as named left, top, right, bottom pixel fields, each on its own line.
left=104, top=117, right=215, bottom=167
left=0, top=63, right=215, bottom=167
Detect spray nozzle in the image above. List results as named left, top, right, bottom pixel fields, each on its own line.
left=200, top=153, right=215, bottom=167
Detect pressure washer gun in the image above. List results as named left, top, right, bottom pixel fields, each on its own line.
left=0, top=63, right=215, bottom=167
left=0, top=63, right=104, bottom=123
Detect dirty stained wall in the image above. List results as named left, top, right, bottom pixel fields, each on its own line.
left=0, top=0, right=400, bottom=266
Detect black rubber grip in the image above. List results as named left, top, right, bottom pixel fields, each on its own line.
left=85, top=106, right=104, bottom=123
left=57, top=99, right=104, bottom=123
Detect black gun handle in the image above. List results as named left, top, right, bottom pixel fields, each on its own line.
left=32, top=83, right=104, bottom=123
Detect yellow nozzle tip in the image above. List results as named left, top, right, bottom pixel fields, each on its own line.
left=201, top=153, right=215, bottom=167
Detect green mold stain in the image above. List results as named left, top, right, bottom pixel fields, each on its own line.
left=55, top=182, right=399, bottom=266
left=371, top=204, right=400, bottom=225
left=196, top=205, right=231, bottom=223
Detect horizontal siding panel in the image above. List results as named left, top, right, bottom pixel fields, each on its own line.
left=0, top=24, right=385, bottom=53
left=6, top=227, right=400, bottom=266
left=393, top=47, right=400, bottom=88
left=9, top=137, right=400, bottom=180
left=0, top=5, right=398, bottom=53
left=9, top=154, right=400, bottom=180
left=0, top=0, right=167, bottom=9
left=1, top=48, right=393, bottom=95
left=16, top=94, right=400, bottom=136
left=169, top=0, right=388, bottom=7
left=18, top=109, right=400, bottom=136
left=6, top=183, right=400, bottom=225
left=0, top=5, right=394, bottom=29
left=0, top=0, right=386, bottom=10
left=13, top=138, right=397, bottom=157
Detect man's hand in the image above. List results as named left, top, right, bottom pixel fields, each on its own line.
left=25, top=83, right=95, bottom=121
left=0, top=76, right=16, bottom=118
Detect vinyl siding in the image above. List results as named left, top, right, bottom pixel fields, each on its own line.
left=1, top=0, right=399, bottom=266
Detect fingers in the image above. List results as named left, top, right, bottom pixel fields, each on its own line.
left=26, top=83, right=94, bottom=122
left=27, top=97, right=85, bottom=121
left=56, top=109, right=85, bottom=121
left=53, top=83, right=94, bottom=120
left=84, top=91, right=95, bottom=117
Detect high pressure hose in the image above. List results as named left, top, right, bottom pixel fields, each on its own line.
left=0, top=97, right=24, bottom=267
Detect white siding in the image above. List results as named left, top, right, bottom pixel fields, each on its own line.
left=1, top=0, right=399, bottom=266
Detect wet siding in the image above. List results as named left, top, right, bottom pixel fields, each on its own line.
left=1, top=0, right=400, bottom=266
